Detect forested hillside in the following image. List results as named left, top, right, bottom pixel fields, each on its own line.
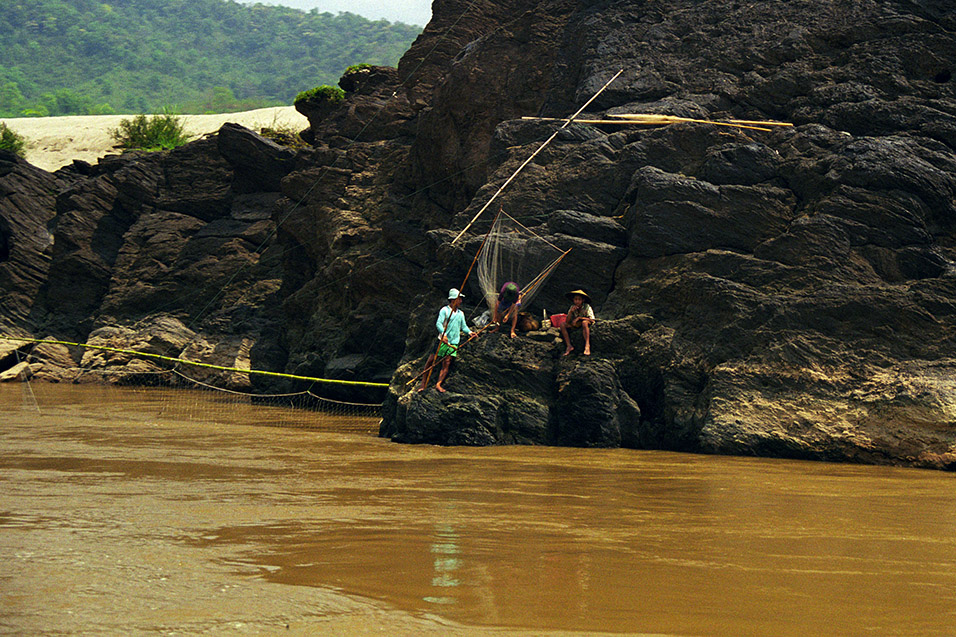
left=0, top=0, right=422, bottom=117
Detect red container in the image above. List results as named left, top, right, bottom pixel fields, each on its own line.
left=550, top=313, right=566, bottom=328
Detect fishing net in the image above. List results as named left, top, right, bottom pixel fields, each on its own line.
left=474, top=211, right=569, bottom=316
left=0, top=336, right=383, bottom=434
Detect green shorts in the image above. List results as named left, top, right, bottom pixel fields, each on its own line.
left=437, top=342, right=457, bottom=358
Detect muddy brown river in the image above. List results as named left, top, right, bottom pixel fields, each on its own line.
left=2, top=384, right=955, bottom=635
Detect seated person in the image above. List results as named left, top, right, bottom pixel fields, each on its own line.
left=560, top=289, right=595, bottom=356
left=493, top=281, right=521, bottom=338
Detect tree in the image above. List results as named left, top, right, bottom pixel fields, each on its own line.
left=0, top=81, right=24, bottom=115
left=0, top=0, right=422, bottom=115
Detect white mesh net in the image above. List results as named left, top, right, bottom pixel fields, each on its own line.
left=475, top=211, right=569, bottom=315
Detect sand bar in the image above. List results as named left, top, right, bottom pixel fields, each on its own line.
left=1, top=106, right=308, bottom=172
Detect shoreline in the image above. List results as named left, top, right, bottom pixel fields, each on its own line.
left=1, top=106, right=308, bottom=172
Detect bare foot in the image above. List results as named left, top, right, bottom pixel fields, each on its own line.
left=417, top=386, right=425, bottom=392
left=509, top=331, right=516, bottom=338
left=436, top=385, right=447, bottom=393
left=583, top=348, right=591, bottom=356
left=563, top=347, right=574, bottom=356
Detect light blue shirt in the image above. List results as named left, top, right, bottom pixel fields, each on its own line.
left=436, top=305, right=471, bottom=346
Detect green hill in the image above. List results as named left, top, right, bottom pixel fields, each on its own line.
left=0, top=0, right=422, bottom=117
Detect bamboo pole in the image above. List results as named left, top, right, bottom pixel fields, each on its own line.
left=607, top=112, right=792, bottom=125
left=451, top=69, right=625, bottom=245
left=607, top=112, right=793, bottom=130
left=726, top=119, right=794, bottom=127
left=523, top=115, right=774, bottom=132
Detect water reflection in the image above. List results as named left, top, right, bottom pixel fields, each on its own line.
left=425, top=523, right=461, bottom=605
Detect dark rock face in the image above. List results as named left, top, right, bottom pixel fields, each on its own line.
left=380, top=0, right=956, bottom=470
left=553, top=359, right=642, bottom=448
left=0, top=152, right=60, bottom=332
left=296, top=65, right=417, bottom=143
left=0, top=131, right=288, bottom=388
left=2, top=0, right=955, bottom=469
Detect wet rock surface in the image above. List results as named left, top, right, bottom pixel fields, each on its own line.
left=2, top=0, right=955, bottom=468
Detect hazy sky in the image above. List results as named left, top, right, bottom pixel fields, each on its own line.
left=247, top=0, right=433, bottom=26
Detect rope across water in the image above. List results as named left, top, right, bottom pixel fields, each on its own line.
left=0, top=336, right=388, bottom=388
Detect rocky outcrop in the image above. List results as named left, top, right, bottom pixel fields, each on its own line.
left=1, top=0, right=954, bottom=469
left=382, top=327, right=641, bottom=447
left=380, top=0, right=956, bottom=470
left=0, top=130, right=289, bottom=387
left=296, top=65, right=417, bottom=144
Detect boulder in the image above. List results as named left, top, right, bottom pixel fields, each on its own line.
left=552, top=359, right=642, bottom=448
left=381, top=326, right=643, bottom=447
left=217, top=122, right=295, bottom=192
left=0, top=361, right=32, bottom=382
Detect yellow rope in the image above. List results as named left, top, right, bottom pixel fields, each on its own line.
left=0, top=336, right=389, bottom=388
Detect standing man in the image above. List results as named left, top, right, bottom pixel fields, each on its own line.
left=419, top=288, right=474, bottom=393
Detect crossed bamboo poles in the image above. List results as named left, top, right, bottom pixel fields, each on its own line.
left=408, top=213, right=571, bottom=388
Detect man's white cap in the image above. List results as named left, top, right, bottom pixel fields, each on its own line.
left=448, top=288, right=464, bottom=300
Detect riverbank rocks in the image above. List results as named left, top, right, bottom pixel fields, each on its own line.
left=2, top=0, right=956, bottom=469
left=553, top=359, right=642, bottom=448
left=0, top=361, right=32, bottom=382
left=381, top=328, right=642, bottom=447
left=379, top=0, right=955, bottom=467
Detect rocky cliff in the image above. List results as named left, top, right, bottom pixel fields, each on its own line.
left=2, top=0, right=954, bottom=469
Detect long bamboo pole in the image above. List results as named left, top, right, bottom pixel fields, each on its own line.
left=607, top=112, right=792, bottom=126
left=522, top=115, right=774, bottom=132
left=451, top=69, right=624, bottom=245
left=606, top=112, right=793, bottom=130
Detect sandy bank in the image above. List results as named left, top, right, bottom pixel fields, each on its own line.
left=1, top=106, right=308, bottom=172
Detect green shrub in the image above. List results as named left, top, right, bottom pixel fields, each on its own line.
left=0, top=123, right=27, bottom=157
left=108, top=111, right=192, bottom=151
left=294, top=84, right=345, bottom=105
left=344, top=63, right=372, bottom=75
